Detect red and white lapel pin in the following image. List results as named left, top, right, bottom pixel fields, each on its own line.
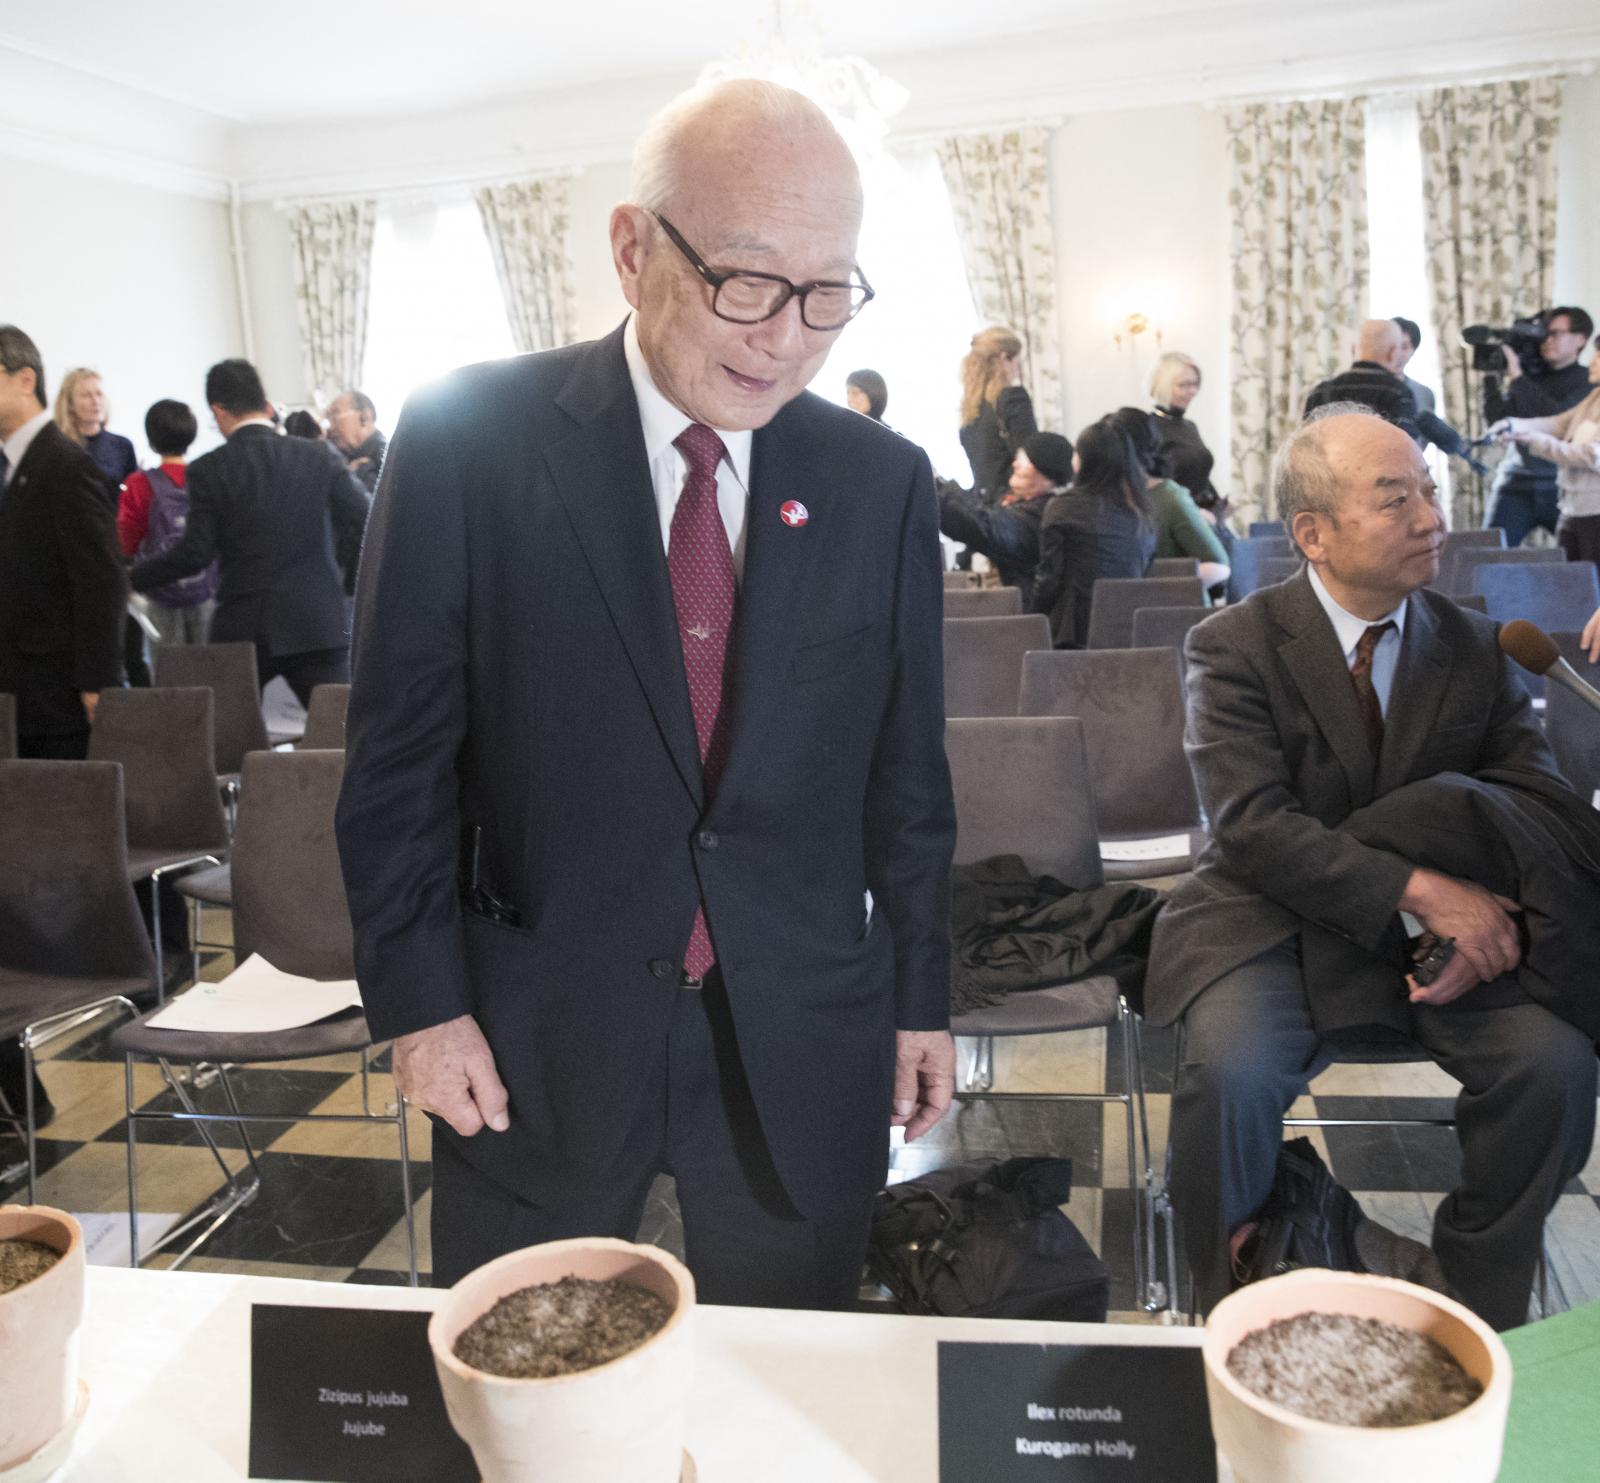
left=779, top=500, right=809, bottom=527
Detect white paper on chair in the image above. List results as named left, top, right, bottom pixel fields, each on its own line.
left=144, top=953, right=362, bottom=1033
left=1099, top=833, right=1191, bottom=863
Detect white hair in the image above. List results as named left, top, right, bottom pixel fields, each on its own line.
left=627, top=78, right=844, bottom=213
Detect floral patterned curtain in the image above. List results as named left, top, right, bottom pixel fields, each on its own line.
left=286, top=200, right=378, bottom=404
left=1418, top=78, right=1562, bottom=527
left=476, top=176, right=579, bottom=354
left=1226, top=99, right=1369, bottom=520
left=936, top=127, right=1063, bottom=429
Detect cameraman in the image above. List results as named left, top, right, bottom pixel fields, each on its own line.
left=1483, top=306, right=1593, bottom=545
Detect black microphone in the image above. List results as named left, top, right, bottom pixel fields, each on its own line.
left=1499, top=620, right=1600, bottom=717
left=1417, top=410, right=1491, bottom=477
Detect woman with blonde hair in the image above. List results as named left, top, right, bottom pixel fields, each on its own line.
left=55, top=367, right=137, bottom=494
left=1150, top=351, right=1228, bottom=517
left=959, top=326, right=1037, bottom=500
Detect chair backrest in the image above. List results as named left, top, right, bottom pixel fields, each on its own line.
left=1476, top=561, right=1600, bottom=635
left=153, top=641, right=270, bottom=775
left=943, top=614, right=1053, bottom=718
left=0, top=760, right=156, bottom=979
left=1228, top=535, right=1296, bottom=600
left=1086, top=577, right=1205, bottom=649
left=1130, top=606, right=1211, bottom=657
left=1149, top=557, right=1200, bottom=579
left=1443, top=528, right=1505, bottom=554
left=231, top=749, right=354, bottom=978
left=944, top=586, right=1023, bottom=618
left=944, top=717, right=1103, bottom=889
left=1018, top=647, right=1200, bottom=836
left=88, top=688, right=229, bottom=853
left=1249, top=520, right=1286, bottom=539
left=1259, top=556, right=1304, bottom=587
left=297, top=684, right=350, bottom=751
left=943, top=570, right=978, bottom=589
left=1447, top=545, right=1562, bottom=597
left=0, top=693, right=14, bottom=760
left=1452, top=593, right=1488, bottom=614
left=1544, top=674, right=1600, bottom=807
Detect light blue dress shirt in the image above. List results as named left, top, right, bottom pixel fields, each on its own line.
left=1306, top=564, right=1408, bottom=717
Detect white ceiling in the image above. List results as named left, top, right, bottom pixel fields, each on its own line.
left=3, top=0, right=1315, bottom=123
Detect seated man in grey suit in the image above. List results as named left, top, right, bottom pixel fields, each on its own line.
left=1147, top=404, right=1596, bottom=1330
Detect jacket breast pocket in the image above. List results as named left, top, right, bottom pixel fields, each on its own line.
left=791, top=623, right=874, bottom=684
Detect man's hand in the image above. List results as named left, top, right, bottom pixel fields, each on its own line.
left=1400, top=868, right=1522, bottom=994
left=891, top=1029, right=955, bottom=1142
left=80, top=691, right=99, bottom=724
left=1502, top=344, right=1523, bottom=381
left=1582, top=606, right=1600, bottom=664
left=391, top=1013, right=510, bottom=1137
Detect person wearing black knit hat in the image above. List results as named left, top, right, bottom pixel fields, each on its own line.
left=937, top=430, right=1073, bottom=606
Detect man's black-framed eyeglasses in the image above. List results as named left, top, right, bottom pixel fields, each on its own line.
left=651, top=212, right=874, bottom=331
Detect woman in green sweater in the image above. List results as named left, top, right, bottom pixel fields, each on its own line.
left=1110, top=407, right=1231, bottom=593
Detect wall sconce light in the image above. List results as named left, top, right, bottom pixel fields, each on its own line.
left=1113, top=312, right=1164, bottom=351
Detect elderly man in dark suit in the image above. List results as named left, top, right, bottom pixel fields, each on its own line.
left=130, top=359, right=370, bottom=704
left=0, top=325, right=126, bottom=761
left=336, top=79, right=956, bottom=1306
left=1149, top=405, right=1596, bottom=1330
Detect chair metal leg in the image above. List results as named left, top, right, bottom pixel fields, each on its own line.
left=360, top=1044, right=373, bottom=1118
left=960, top=1036, right=996, bottom=1093
left=126, top=1054, right=140, bottom=1267
left=1116, top=1001, right=1146, bottom=1313
left=22, top=1036, right=38, bottom=1206
left=396, top=1091, right=418, bottom=1288
left=215, top=1065, right=264, bottom=1185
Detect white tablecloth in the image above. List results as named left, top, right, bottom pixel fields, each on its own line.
left=58, top=1266, right=1216, bottom=1481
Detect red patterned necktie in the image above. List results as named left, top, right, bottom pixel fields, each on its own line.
left=669, top=423, right=737, bottom=978
left=1349, top=620, right=1396, bottom=756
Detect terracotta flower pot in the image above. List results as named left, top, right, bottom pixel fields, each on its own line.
left=0, top=1205, right=86, bottom=1471
left=1202, top=1268, right=1512, bottom=1483
left=428, top=1237, right=696, bottom=1483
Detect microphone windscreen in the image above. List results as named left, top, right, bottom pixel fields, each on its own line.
left=1499, top=618, right=1562, bottom=676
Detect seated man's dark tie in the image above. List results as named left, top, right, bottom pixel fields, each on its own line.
left=1350, top=620, right=1396, bottom=756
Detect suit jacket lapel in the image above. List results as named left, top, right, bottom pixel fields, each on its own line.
left=544, top=327, right=704, bottom=806
left=1274, top=573, right=1377, bottom=808
left=1375, top=594, right=1450, bottom=794
left=714, top=397, right=830, bottom=806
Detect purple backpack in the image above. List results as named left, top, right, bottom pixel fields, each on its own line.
left=139, top=466, right=219, bottom=608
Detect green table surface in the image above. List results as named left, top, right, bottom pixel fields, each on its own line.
left=1498, top=1300, right=1600, bottom=1480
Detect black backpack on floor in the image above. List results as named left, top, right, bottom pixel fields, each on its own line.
left=867, top=1156, right=1110, bottom=1322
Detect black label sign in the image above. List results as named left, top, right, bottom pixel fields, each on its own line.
left=249, top=1304, right=476, bottom=1482
left=938, top=1342, right=1217, bottom=1481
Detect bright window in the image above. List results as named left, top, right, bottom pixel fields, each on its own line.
left=361, top=198, right=517, bottom=432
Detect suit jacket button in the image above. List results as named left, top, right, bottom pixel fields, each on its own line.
left=696, top=829, right=719, bottom=851
left=648, top=958, right=676, bottom=981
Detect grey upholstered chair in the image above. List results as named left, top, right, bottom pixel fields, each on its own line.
left=0, top=693, right=15, bottom=760
left=297, top=683, right=350, bottom=751
left=1019, top=647, right=1202, bottom=880
left=1447, top=545, right=1562, bottom=597
left=1149, top=558, right=1200, bottom=579
left=111, top=748, right=418, bottom=1282
left=943, top=716, right=1161, bottom=1308
left=1257, top=556, right=1304, bottom=587
left=945, top=585, right=1024, bottom=618
left=1086, top=577, right=1205, bottom=649
left=1248, top=520, right=1286, bottom=539
left=153, top=641, right=272, bottom=800
left=1441, top=527, right=1505, bottom=558
left=943, top=614, right=1052, bottom=718
left=1477, top=561, right=1600, bottom=636
left=1227, top=535, right=1295, bottom=601
left=1452, top=594, right=1488, bottom=614
left=943, top=570, right=979, bottom=589
left=1130, top=606, right=1211, bottom=659
left=89, top=688, right=230, bottom=999
left=0, top=760, right=151, bottom=1201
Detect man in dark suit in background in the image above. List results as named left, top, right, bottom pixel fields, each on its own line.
left=1304, top=319, right=1421, bottom=439
left=0, top=324, right=126, bottom=761
left=1148, top=405, right=1595, bottom=1330
left=336, top=79, right=956, bottom=1306
left=131, top=359, right=370, bottom=704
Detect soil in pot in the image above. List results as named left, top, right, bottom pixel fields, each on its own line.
left=1227, top=1312, right=1482, bottom=1427
left=0, top=1237, right=61, bottom=1296
left=453, top=1275, right=673, bottom=1380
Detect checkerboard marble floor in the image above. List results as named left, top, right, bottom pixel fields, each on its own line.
left=6, top=907, right=1598, bottom=1323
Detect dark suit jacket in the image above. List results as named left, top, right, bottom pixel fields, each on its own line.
left=1304, top=361, right=1421, bottom=441
left=130, top=423, right=370, bottom=657
left=0, top=422, right=127, bottom=737
left=959, top=385, right=1037, bottom=500
left=1145, top=572, right=1561, bottom=1033
left=1031, top=490, right=1157, bottom=648
left=334, top=325, right=956, bottom=1219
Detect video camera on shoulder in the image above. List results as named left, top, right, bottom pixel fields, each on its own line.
left=1461, top=315, right=1549, bottom=375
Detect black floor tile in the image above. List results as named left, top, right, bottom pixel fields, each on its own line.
left=184, top=1150, right=430, bottom=1268
left=102, top=1067, right=353, bottom=1149
left=0, top=1137, right=83, bottom=1196
left=345, top=1268, right=431, bottom=1288
left=1314, top=1100, right=1462, bottom=1193
left=923, top=1097, right=1106, bottom=1182
left=1098, top=1184, right=1141, bottom=1314
left=634, top=1174, right=685, bottom=1262
left=1105, top=1017, right=1180, bottom=1096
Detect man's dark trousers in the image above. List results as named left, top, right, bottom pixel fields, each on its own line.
left=1171, top=941, right=1596, bottom=1330
left=429, top=966, right=877, bottom=1308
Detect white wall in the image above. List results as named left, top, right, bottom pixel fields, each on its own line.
left=568, top=161, right=633, bottom=341
left=237, top=200, right=307, bottom=407
left=0, top=152, right=242, bottom=465
left=1555, top=72, right=1600, bottom=315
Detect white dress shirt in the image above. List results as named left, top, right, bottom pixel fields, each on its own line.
left=1, top=407, right=52, bottom=487
left=623, top=315, right=753, bottom=580
left=1307, top=563, right=1408, bottom=717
